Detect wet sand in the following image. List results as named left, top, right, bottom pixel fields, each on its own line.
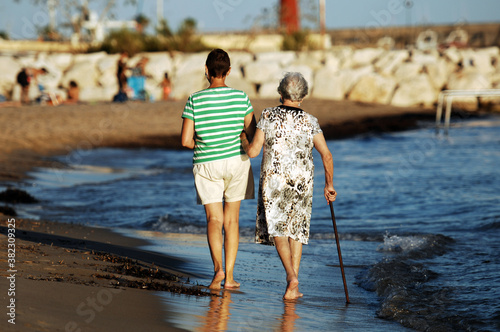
left=0, top=99, right=434, bottom=331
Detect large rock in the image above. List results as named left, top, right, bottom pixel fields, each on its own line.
left=447, top=70, right=492, bottom=90
left=173, top=53, right=207, bottom=77
left=374, top=50, right=409, bottom=76
left=61, top=60, right=99, bottom=89
left=311, top=68, right=344, bottom=100
left=143, top=80, right=162, bottom=101
left=491, top=70, right=500, bottom=87
left=225, top=76, right=256, bottom=98
left=394, top=62, right=423, bottom=82
left=15, top=55, right=37, bottom=68
left=340, top=65, right=374, bottom=94
left=32, top=59, right=63, bottom=90
left=97, top=71, right=119, bottom=91
left=323, top=53, right=341, bottom=73
left=312, top=65, right=372, bottom=100
left=79, top=86, right=116, bottom=102
left=461, top=48, right=497, bottom=75
left=244, top=60, right=283, bottom=85
left=350, top=48, right=385, bottom=67
left=11, top=83, right=42, bottom=102
left=446, top=70, right=492, bottom=111
left=255, top=51, right=296, bottom=67
left=96, top=54, right=119, bottom=75
left=45, top=53, right=73, bottom=72
left=443, top=47, right=462, bottom=65
left=73, top=52, right=107, bottom=65
left=411, top=50, right=439, bottom=65
left=96, top=55, right=119, bottom=88
left=229, top=51, right=254, bottom=68
left=284, top=64, right=314, bottom=91
left=334, top=46, right=353, bottom=64
left=171, top=74, right=206, bottom=100
left=393, top=62, right=423, bottom=82
left=132, top=52, right=174, bottom=84
left=424, top=58, right=452, bottom=90
left=293, top=51, right=325, bottom=71
left=348, top=73, right=397, bottom=104
left=258, top=82, right=280, bottom=99
left=230, top=52, right=254, bottom=78
left=391, top=74, right=437, bottom=107
left=0, top=56, right=21, bottom=96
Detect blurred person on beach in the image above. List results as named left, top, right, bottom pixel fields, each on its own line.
left=33, top=67, right=49, bottom=94
left=181, top=49, right=256, bottom=289
left=131, top=57, right=149, bottom=77
left=16, top=68, right=31, bottom=104
left=161, top=72, right=172, bottom=100
left=113, top=52, right=129, bottom=102
left=117, top=51, right=129, bottom=92
left=65, top=80, right=79, bottom=104
left=240, top=72, right=336, bottom=300
left=17, top=67, right=49, bottom=105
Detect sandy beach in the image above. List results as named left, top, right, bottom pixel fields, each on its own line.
left=0, top=99, right=434, bottom=182
left=0, top=99, right=437, bottom=331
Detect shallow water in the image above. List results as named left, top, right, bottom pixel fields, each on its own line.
left=12, top=116, right=500, bottom=331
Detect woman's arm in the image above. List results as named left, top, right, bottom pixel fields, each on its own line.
left=241, top=128, right=264, bottom=158
left=313, top=132, right=337, bottom=204
left=181, top=118, right=195, bottom=149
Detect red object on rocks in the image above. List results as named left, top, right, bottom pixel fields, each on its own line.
left=280, top=0, right=300, bottom=33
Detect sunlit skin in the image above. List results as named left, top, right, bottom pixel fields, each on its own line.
left=241, top=96, right=336, bottom=300
left=181, top=65, right=256, bottom=290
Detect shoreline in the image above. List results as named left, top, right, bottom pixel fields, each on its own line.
left=0, top=216, right=209, bottom=331
left=0, top=99, right=484, bottom=331
left=0, top=98, right=437, bottom=182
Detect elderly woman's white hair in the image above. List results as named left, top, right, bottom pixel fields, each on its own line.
left=277, top=72, right=308, bottom=102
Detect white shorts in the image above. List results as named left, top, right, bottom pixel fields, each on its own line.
left=193, top=155, right=255, bottom=205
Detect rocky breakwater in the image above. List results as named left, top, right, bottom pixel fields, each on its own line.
left=1, top=47, right=499, bottom=110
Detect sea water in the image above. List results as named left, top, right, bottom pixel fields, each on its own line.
left=14, top=116, right=500, bottom=331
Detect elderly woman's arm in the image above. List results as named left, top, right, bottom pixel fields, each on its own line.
left=313, top=132, right=337, bottom=203
left=240, top=128, right=264, bottom=158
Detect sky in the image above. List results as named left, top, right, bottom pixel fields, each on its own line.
left=1, top=0, right=500, bottom=40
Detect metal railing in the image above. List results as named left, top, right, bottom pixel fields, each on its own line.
left=435, top=89, right=500, bottom=134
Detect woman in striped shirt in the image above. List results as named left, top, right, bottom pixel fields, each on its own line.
left=181, top=49, right=257, bottom=289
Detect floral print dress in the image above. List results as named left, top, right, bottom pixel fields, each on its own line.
left=255, top=105, right=323, bottom=245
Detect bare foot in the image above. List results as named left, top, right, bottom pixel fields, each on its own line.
left=208, top=270, right=225, bottom=290
left=224, top=280, right=241, bottom=289
left=283, top=277, right=303, bottom=300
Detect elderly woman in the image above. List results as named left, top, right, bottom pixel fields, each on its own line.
left=240, top=72, right=336, bottom=300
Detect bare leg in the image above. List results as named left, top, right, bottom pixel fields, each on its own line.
left=274, top=237, right=303, bottom=300
left=223, top=201, right=241, bottom=288
left=205, top=203, right=225, bottom=289
left=289, top=238, right=303, bottom=277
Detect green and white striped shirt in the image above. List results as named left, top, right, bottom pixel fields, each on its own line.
left=182, top=87, right=254, bottom=164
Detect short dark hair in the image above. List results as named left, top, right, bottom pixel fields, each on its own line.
left=205, top=49, right=230, bottom=78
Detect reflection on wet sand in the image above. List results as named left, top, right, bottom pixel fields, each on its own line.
left=198, top=290, right=301, bottom=332
left=199, top=290, right=232, bottom=332
left=279, top=300, right=301, bottom=332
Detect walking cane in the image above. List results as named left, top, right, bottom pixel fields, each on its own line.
left=329, top=202, right=350, bottom=303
